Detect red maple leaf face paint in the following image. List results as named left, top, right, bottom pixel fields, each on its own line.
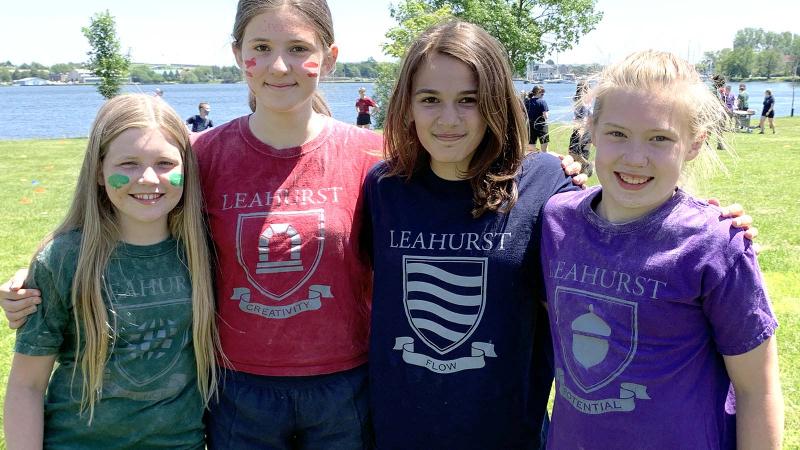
left=303, top=61, right=319, bottom=78
left=244, top=58, right=257, bottom=78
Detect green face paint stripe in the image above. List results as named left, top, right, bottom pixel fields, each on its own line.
left=107, top=173, right=130, bottom=189
left=169, top=173, right=184, bottom=187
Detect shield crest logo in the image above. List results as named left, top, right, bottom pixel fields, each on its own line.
left=237, top=209, right=325, bottom=301
left=553, top=286, right=638, bottom=393
left=402, top=255, right=487, bottom=355
left=112, top=314, right=190, bottom=388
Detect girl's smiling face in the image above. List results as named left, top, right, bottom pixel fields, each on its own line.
left=100, top=127, right=184, bottom=244
left=233, top=7, right=337, bottom=115
left=592, top=89, right=701, bottom=223
left=410, top=53, right=487, bottom=180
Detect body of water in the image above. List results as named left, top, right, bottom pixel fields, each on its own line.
left=1, top=80, right=797, bottom=140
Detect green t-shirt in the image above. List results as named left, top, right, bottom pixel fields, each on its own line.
left=15, top=231, right=204, bottom=449
left=737, top=90, right=749, bottom=110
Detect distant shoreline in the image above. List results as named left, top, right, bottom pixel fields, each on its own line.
left=1, top=78, right=378, bottom=88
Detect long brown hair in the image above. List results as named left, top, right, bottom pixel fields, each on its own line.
left=34, top=94, right=222, bottom=422
left=232, top=0, right=335, bottom=115
left=383, top=21, right=527, bottom=218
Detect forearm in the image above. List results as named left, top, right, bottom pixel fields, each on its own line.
left=736, top=390, right=784, bottom=449
left=4, top=385, right=45, bottom=450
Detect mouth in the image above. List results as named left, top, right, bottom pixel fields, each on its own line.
left=433, top=133, right=466, bottom=142
left=615, top=172, right=653, bottom=190
left=131, top=193, right=164, bottom=203
left=265, top=82, right=297, bottom=89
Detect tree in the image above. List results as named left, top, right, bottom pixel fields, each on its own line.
left=398, top=0, right=603, bottom=75
left=756, top=49, right=782, bottom=78
left=718, top=47, right=755, bottom=79
left=82, top=10, right=130, bottom=98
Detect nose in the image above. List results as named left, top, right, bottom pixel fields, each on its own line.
left=268, top=52, right=290, bottom=75
left=621, top=143, right=648, bottom=166
left=436, top=103, right=460, bottom=127
left=138, top=166, right=160, bottom=184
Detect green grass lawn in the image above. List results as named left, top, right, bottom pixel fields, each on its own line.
left=0, top=119, right=798, bottom=447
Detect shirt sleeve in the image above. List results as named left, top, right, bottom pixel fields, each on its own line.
left=14, top=258, right=71, bottom=356
left=702, top=247, right=777, bottom=356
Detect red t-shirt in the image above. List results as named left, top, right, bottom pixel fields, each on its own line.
left=193, top=116, right=382, bottom=376
left=356, top=97, right=377, bottom=114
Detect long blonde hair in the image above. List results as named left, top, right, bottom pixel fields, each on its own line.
left=34, top=94, right=221, bottom=421
left=232, top=0, right=335, bottom=115
left=584, top=50, right=730, bottom=190
left=383, top=21, right=528, bottom=218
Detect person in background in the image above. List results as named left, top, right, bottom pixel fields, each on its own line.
left=722, top=85, right=736, bottom=129
left=186, top=102, right=214, bottom=133
left=568, top=80, right=593, bottom=176
left=525, top=85, right=549, bottom=152
left=758, top=89, right=776, bottom=134
left=355, top=86, right=378, bottom=129
left=154, top=88, right=164, bottom=97
left=736, top=83, right=749, bottom=112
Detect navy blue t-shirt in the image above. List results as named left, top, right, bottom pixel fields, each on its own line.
left=526, top=97, right=549, bottom=126
left=187, top=115, right=213, bottom=132
left=364, top=153, right=576, bottom=449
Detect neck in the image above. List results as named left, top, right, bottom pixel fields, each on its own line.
left=119, top=221, right=170, bottom=246
left=199, top=111, right=207, bottom=118
left=430, top=160, right=471, bottom=181
left=249, top=105, right=325, bottom=149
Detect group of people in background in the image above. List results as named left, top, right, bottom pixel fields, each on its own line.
left=0, top=0, right=784, bottom=448
left=713, top=77, right=777, bottom=134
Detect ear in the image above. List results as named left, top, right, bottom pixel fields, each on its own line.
left=686, top=135, right=704, bottom=162
left=324, top=44, right=339, bottom=75
left=232, top=43, right=244, bottom=69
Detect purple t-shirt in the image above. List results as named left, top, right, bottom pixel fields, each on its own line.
left=541, top=187, right=777, bottom=449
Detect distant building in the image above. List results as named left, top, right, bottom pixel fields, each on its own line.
left=526, top=62, right=558, bottom=82
left=13, top=77, right=49, bottom=86
left=67, top=69, right=102, bottom=84
left=50, top=72, right=68, bottom=82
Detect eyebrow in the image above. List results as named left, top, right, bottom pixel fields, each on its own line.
left=602, top=122, right=678, bottom=134
left=413, top=88, right=478, bottom=96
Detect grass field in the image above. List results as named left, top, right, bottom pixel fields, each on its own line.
left=0, top=118, right=798, bottom=447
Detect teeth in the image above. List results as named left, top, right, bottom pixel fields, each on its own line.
left=619, top=173, right=650, bottom=185
left=134, top=194, right=160, bottom=200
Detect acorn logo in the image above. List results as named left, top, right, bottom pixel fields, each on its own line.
left=571, top=305, right=611, bottom=369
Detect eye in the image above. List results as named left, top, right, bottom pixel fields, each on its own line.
left=419, top=96, right=439, bottom=104
left=607, top=130, right=626, bottom=138
left=118, top=161, right=137, bottom=168
left=254, top=44, right=269, bottom=52
left=290, top=45, right=309, bottom=53
left=158, top=160, right=178, bottom=168
left=459, top=96, right=478, bottom=105
left=651, top=135, right=673, bottom=142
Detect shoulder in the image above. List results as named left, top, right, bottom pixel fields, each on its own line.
left=36, top=231, right=81, bottom=266
left=326, top=117, right=383, bottom=151
left=364, top=160, right=392, bottom=188
left=672, top=193, right=752, bottom=268
left=191, top=115, right=244, bottom=151
left=519, top=152, right=570, bottom=187
left=544, top=185, right=593, bottom=215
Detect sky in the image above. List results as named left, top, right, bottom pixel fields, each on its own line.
left=0, top=0, right=797, bottom=67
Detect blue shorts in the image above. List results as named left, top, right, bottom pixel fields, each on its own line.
left=206, top=365, right=371, bottom=450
